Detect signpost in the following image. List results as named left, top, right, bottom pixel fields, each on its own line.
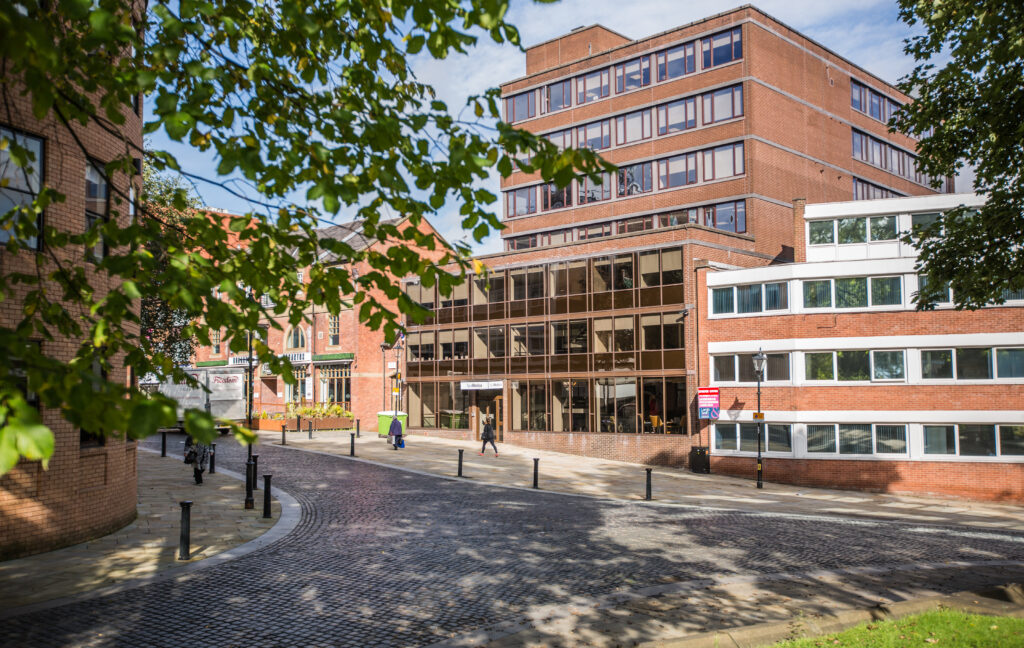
left=697, top=387, right=720, bottom=420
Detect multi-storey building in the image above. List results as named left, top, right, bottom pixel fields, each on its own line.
left=1, top=9, right=144, bottom=557
left=191, top=216, right=445, bottom=429
left=699, top=193, right=1023, bottom=501
left=402, top=6, right=951, bottom=466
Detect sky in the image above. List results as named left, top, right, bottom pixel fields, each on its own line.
left=150, top=0, right=948, bottom=256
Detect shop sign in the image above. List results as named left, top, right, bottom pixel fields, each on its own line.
left=460, top=380, right=503, bottom=390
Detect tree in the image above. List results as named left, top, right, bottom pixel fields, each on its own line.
left=895, top=0, right=1024, bottom=309
left=139, top=169, right=201, bottom=366
left=0, top=0, right=613, bottom=473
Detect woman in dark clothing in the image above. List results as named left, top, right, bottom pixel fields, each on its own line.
left=388, top=416, right=404, bottom=450
left=480, top=418, right=498, bottom=456
left=184, top=437, right=211, bottom=484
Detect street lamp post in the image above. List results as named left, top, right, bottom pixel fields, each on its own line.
left=752, top=349, right=767, bottom=489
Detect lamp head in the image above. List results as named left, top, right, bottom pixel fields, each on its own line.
left=752, top=349, right=767, bottom=376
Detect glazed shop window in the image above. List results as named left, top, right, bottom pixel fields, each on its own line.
left=1, top=126, right=44, bottom=250
left=615, top=109, right=652, bottom=145
left=615, top=56, right=651, bottom=93
left=702, top=142, right=744, bottom=181
left=657, top=97, right=697, bottom=135
left=504, top=90, right=535, bottom=123
left=701, top=27, right=742, bottom=69
left=578, top=173, right=611, bottom=204
left=576, top=68, right=610, bottom=105
left=702, top=85, right=743, bottom=124
left=541, top=182, right=573, bottom=211
left=657, top=42, right=695, bottom=81
left=541, top=79, right=572, bottom=114
left=658, top=153, right=697, bottom=189
left=577, top=120, right=611, bottom=150
left=617, top=162, right=653, bottom=197
left=505, top=186, right=536, bottom=217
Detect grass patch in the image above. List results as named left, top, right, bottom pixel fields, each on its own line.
left=775, top=609, right=1024, bottom=647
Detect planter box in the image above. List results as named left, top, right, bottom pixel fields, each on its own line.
left=252, top=416, right=353, bottom=431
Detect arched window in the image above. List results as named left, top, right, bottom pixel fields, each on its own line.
left=287, top=327, right=306, bottom=350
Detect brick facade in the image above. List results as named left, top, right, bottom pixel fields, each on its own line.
left=0, top=5, right=143, bottom=558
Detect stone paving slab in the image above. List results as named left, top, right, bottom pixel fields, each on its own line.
left=257, top=429, right=1024, bottom=531
left=0, top=448, right=281, bottom=611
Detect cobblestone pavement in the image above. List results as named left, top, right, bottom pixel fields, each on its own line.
left=4, top=435, right=1023, bottom=648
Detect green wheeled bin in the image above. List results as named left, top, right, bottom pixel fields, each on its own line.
left=377, top=410, right=407, bottom=437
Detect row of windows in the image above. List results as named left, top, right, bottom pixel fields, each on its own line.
left=716, top=422, right=1024, bottom=458
left=712, top=275, right=904, bottom=314
left=850, top=79, right=903, bottom=126
left=807, top=213, right=903, bottom=246
left=504, top=141, right=745, bottom=218
left=710, top=347, right=1024, bottom=383
left=503, top=27, right=743, bottom=122
left=852, top=130, right=949, bottom=191
left=408, top=377, right=689, bottom=435
left=504, top=199, right=748, bottom=251
left=852, top=177, right=904, bottom=201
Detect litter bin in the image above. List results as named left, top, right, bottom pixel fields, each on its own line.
left=690, top=446, right=710, bottom=474
left=377, top=410, right=408, bottom=437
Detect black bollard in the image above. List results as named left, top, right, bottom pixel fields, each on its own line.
left=308, top=420, right=313, bottom=440
left=178, top=501, right=193, bottom=560
left=161, top=431, right=167, bottom=457
left=296, top=415, right=302, bottom=438
left=458, top=449, right=464, bottom=477
left=645, top=468, right=652, bottom=501
left=209, top=443, right=216, bottom=474
left=244, top=460, right=255, bottom=509
left=533, top=458, right=539, bottom=489
left=263, top=475, right=272, bottom=519
left=247, top=441, right=253, bottom=462
left=356, top=419, right=360, bottom=438
left=281, top=423, right=287, bottom=446
left=350, top=432, right=355, bottom=457
left=252, top=455, right=259, bottom=490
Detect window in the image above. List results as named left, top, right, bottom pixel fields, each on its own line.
left=870, top=276, right=901, bottom=306
left=924, top=425, right=956, bottom=455
left=702, top=85, right=743, bottom=124
left=832, top=277, right=866, bottom=308
left=505, top=186, right=536, bottom=217
left=807, top=424, right=836, bottom=453
left=617, top=216, right=653, bottom=234
left=328, top=315, right=340, bottom=345
left=713, top=356, right=735, bottom=381
left=701, top=27, right=742, bottom=68
left=767, top=424, right=792, bottom=452
left=805, top=352, right=834, bottom=380
left=736, top=284, right=761, bottom=314
left=712, top=287, right=734, bottom=314
left=615, top=56, right=651, bottom=93
left=918, top=274, right=951, bottom=304
left=1001, top=425, right=1024, bottom=455
left=578, top=222, right=611, bottom=240
left=853, top=177, right=903, bottom=201
left=617, top=162, right=652, bottom=197
left=836, top=350, right=870, bottom=381
left=322, top=365, right=351, bottom=405
left=507, top=234, right=538, bottom=251
left=541, top=182, right=572, bottom=211
left=869, top=215, right=897, bottom=241
left=577, top=68, right=610, bottom=105
left=577, top=120, right=611, bottom=150
left=658, top=153, right=697, bottom=189
left=840, top=424, right=872, bottom=454
left=85, top=161, right=109, bottom=262
left=959, top=425, right=996, bottom=456
left=837, top=217, right=866, bottom=244
left=615, top=109, right=652, bottom=145
left=764, top=282, right=788, bottom=310
left=715, top=423, right=790, bottom=452
left=803, top=280, right=832, bottom=308
left=287, top=327, right=306, bottom=350
left=578, top=173, right=611, bottom=204
left=703, top=200, right=746, bottom=233
left=714, top=354, right=790, bottom=382
left=956, top=348, right=991, bottom=379
left=657, top=97, right=696, bottom=135
left=921, top=349, right=953, bottom=379
left=504, top=91, right=535, bottom=122
left=0, top=126, right=44, bottom=250
left=997, top=348, right=1024, bottom=378
left=211, top=330, right=221, bottom=354
left=702, top=142, right=744, bottom=181
left=657, top=42, right=695, bottom=81
left=872, top=350, right=905, bottom=380
left=542, top=79, right=572, bottom=114
left=547, top=129, right=573, bottom=151
left=875, top=425, right=907, bottom=454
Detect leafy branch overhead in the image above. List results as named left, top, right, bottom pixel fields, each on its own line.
left=0, top=0, right=614, bottom=473
left=895, top=0, right=1024, bottom=309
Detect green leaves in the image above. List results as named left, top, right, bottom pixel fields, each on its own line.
left=164, top=112, right=195, bottom=140
left=0, top=390, right=54, bottom=473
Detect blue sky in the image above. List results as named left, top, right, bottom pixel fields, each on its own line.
left=149, top=0, right=933, bottom=255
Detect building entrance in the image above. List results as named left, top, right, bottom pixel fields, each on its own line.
left=474, top=389, right=503, bottom=441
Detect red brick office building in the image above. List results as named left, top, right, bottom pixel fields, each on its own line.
left=1, top=9, right=144, bottom=556
left=192, top=216, right=446, bottom=430
left=699, top=193, right=1023, bottom=502
left=402, top=6, right=952, bottom=468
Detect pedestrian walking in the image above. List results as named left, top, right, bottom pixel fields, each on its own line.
left=480, top=417, right=498, bottom=456
left=184, top=436, right=211, bottom=484
left=388, top=415, right=404, bottom=450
